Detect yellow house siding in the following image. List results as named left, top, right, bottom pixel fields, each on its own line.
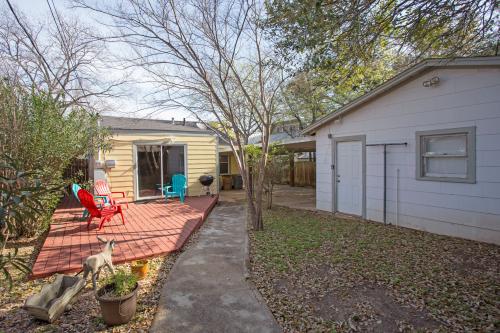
left=229, top=153, right=239, bottom=174
left=102, top=132, right=218, bottom=200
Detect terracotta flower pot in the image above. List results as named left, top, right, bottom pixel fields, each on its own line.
left=96, top=282, right=139, bottom=326
left=131, top=260, right=149, bottom=280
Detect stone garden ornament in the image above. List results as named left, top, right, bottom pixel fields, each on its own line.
left=79, top=236, right=116, bottom=290
left=23, top=237, right=117, bottom=322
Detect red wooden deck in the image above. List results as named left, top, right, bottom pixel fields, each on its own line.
left=31, top=195, right=218, bottom=279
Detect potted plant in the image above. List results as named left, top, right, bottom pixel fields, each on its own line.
left=131, top=260, right=149, bottom=280
left=95, top=269, right=139, bottom=326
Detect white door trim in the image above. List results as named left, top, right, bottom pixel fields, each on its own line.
left=332, top=135, right=366, bottom=218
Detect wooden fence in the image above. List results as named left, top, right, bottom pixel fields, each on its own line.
left=294, top=161, right=315, bottom=186
left=62, top=158, right=89, bottom=194
left=277, top=161, right=316, bottom=187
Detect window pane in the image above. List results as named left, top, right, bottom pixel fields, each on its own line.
left=220, top=154, right=229, bottom=162
left=163, top=146, right=185, bottom=186
left=424, top=134, right=466, bottom=155
left=137, top=145, right=162, bottom=198
left=220, top=163, right=229, bottom=174
left=424, top=157, right=467, bottom=178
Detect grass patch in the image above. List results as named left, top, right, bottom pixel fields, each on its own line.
left=250, top=207, right=499, bottom=332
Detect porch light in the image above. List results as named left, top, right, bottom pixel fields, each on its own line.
left=423, top=76, right=440, bottom=87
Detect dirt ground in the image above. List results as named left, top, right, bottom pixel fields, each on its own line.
left=0, top=228, right=203, bottom=333
left=220, top=184, right=316, bottom=211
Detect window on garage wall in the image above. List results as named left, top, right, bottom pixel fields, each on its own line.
left=416, top=127, right=476, bottom=183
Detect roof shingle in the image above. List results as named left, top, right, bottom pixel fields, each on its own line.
left=100, top=116, right=211, bottom=133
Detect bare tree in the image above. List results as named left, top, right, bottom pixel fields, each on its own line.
left=211, top=82, right=260, bottom=144
left=75, top=0, right=286, bottom=230
left=0, top=3, right=124, bottom=113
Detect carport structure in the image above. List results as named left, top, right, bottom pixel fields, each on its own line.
left=276, top=136, right=316, bottom=186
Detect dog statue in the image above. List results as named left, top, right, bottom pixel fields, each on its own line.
left=78, top=236, right=116, bottom=290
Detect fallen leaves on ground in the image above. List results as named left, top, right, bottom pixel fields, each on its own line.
left=0, top=228, right=202, bottom=333
left=249, top=207, right=499, bottom=333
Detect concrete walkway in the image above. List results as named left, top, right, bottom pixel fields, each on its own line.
left=150, top=203, right=281, bottom=333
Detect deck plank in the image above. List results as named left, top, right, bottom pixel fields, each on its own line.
left=31, top=195, right=218, bottom=279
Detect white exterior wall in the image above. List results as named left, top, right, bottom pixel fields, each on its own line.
left=315, top=67, right=500, bottom=244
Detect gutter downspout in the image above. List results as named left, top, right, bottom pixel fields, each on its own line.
left=384, top=144, right=387, bottom=223
left=97, top=116, right=102, bottom=162
left=396, top=168, right=400, bottom=227
left=216, top=136, right=220, bottom=194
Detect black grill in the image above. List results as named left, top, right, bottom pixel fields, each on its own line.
left=199, top=175, right=214, bottom=186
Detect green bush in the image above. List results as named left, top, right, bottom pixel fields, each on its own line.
left=0, top=154, right=62, bottom=289
left=0, top=81, right=108, bottom=237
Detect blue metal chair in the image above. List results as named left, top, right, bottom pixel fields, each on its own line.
left=72, top=184, right=88, bottom=218
left=161, top=174, right=187, bottom=204
left=72, top=183, right=108, bottom=218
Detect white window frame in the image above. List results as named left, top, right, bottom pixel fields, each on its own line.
left=416, top=127, right=476, bottom=183
left=219, top=153, right=230, bottom=175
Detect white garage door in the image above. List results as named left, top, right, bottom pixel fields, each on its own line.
left=336, top=141, right=363, bottom=216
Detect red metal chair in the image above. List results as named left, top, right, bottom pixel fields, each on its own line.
left=77, top=188, right=125, bottom=230
left=94, top=179, right=129, bottom=209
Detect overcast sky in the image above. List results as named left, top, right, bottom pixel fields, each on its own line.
left=12, top=0, right=194, bottom=120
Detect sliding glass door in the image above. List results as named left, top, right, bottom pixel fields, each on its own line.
left=136, top=144, right=185, bottom=200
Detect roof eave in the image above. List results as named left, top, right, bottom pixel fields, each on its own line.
left=302, top=56, right=500, bottom=135
left=108, top=128, right=213, bottom=134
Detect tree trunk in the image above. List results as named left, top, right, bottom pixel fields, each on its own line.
left=266, top=183, right=273, bottom=209
left=1, top=223, right=9, bottom=254
left=253, top=202, right=264, bottom=230
left=248, top=165, right=254, bottom=199
left=252, top=164, right=265, bottom=231
left=241, top=166, right=262, bottom=231
left=246, top=186, right=263, bottom=230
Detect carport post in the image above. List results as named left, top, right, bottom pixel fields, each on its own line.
left=289, top=153, right=295, bottom=187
